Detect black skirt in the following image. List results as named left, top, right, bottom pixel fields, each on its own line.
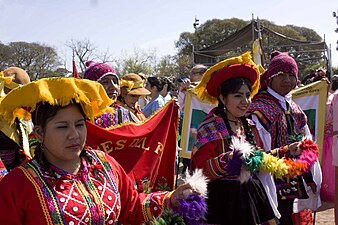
left=206, top=175, right=275, bottom=225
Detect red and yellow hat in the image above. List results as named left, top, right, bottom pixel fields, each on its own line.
left=195, top=52, right=260, bottom=104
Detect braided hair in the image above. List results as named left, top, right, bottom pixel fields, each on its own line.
left=215, top=77, right=257, bottom=147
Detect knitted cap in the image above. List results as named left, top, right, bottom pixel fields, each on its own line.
left=266, top=51, right=298, bottom=80
left=84, top=61, right=118, bottom=82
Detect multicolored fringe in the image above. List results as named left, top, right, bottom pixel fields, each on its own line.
left=0, top=159, right=8, bottom=181
left=233, top=138, right=319, bottom=182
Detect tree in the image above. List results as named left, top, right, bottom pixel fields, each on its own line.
left=175, top=18, right=325, bottom=80
left=155, top=55, right=179, bottom=78
left=115, top=48, right=156, bottom=76
left=66, top=39, right=97, bottom=74
left=175, top=18, right=248, bottom=56
left=65, top=39, right=115, bottom=77
left=0, top=42, right=11, bottom=70
left=1, top=41, right=60, bottom=80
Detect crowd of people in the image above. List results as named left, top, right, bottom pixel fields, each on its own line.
left=0, top=50, right=336, bottom=225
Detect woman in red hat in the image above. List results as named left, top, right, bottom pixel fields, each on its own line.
left=190, top=52, right=277, bottom=225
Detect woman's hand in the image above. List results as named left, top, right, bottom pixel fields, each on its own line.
left=179, top=79, right=191, bottom=92
left=289, top=142, right=301, bottom=156
left=228, top=151, right=234, bottom=160
left=170, top=183, right=195, bottom=207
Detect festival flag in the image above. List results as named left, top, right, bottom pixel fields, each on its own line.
left=252, top=37, right=263, bottom=66
left=291, top=80, right=327, bottom=162
left=72, top=58, right=79, bottom=78
left=180, top=90, right=216, bottom=159
left=86, top=100, right=178, bottom=193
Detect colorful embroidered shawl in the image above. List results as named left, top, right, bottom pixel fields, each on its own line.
left=248, top=91, right=307, bottom=148
left=193, top=108, right=259, bottom=153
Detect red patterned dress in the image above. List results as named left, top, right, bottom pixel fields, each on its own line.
left=190, top=109, right=275, bottom=225
left=0, top=150, right=172, bottom=224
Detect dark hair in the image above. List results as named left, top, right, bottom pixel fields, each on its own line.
left=147, top=76, right=164, bottom=92
left=32, top=102, right=86, bottom=128
left=217, top=77, right=252, bottom=98
left=301, top=72, right=316, bottom=85
left=0, top=130, right=21, bottom=169
left=161, top=77, right=173, bottom=92
left=32, top=102, right=87, bottom=164
left=214, top=77, right=257, bottom=146
left=332, top=75, right=338, bottom=91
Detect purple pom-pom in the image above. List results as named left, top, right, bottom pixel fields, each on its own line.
left=226, top=149, right=243, bottom=176
left=174, top=194, right=207, bottom=225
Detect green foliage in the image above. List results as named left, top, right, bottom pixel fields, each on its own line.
left=0, top=18, right=328, bottom=83
left=175, top=17, right=326, bottom=79
left=155, top=55, right=179, bottom=79
left=150, top=209, right=186, bottom=225
left=172, top=54, right=193, bottom=78
left=333, top=66, right=338, bottom=75
left=175, top=18, right=248, bottom=56
left=0, top=41, right=61, bottom=80
left=285, top=25, right=322, bottom=42
left=114, top=48, right=156, bottom=76
left=195, top=18, right=248, bottom=50
left=175, top=32, right=194, bottom=56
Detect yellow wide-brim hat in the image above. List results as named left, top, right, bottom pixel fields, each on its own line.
left=195, top=51, right=261, bottom=104
left=0, top=77, right=114, bottom=125
left=120, top=73, right=150, bottom=96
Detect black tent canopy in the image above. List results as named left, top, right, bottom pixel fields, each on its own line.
left=193, top=19, right=331, bottom=74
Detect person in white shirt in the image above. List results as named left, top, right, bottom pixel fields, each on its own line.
left=247, top=51, right=322, bottom=225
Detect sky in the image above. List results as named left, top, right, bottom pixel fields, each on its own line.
left=0, top=0, right=337, bottom=70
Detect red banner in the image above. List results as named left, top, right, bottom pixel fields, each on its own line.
left=72, top=59, right=79, bottom=78
left=86, top=100, right=178, bottom=193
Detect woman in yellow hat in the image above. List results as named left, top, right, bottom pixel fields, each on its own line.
left=191, top=52, right=277, bottom=225
left=0, top=77, right=206, bottom=224
left=0, top=67, right=31, bottom=179
left=117, top=73, right=150, bottom=123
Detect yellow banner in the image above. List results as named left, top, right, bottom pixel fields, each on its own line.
left=291, top=80, right=328, bottom=162
left=180, top=90, right=216, bottom=159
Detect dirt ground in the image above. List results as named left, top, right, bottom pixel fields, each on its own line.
left=316, top=201, right=335, bottom=224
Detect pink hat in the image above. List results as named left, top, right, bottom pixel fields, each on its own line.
left=84, top=61, right=118, bottom=82
left=266, top=51, right=298, bottom=81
